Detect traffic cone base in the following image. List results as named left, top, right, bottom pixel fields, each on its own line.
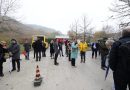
left=33, top=65, right=43, bottom=87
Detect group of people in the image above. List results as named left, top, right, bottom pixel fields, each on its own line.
left=91, top=40, right=111, bottom=70
left=90, top=27, right=130, bottom=90
left=0, top=39, right=21, bottom=77
left=32, top=38, right=47, bottom=61
left=0, top=27, right=130, bottom=90
left=49, top=39, right=88, bottom=67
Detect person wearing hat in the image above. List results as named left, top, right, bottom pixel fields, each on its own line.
left=0, top=41, right=8, bottom=77
left=8, top=39, right=20, bottom=72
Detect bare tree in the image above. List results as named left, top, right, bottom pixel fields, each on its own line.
left=0, top=0, right=20, bottom=23
left=109, top=0, right=130, bottom=27
left=69, top=20, right=79, bottom=40
left=102, top=25, right=115, bottom=34
left=80, top=15, right=92, bottom=41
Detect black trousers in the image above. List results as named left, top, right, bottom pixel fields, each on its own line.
left=50, top=52, right=54, bottom=58
left=81, top=51, right=86, bottom=63
left=0, top=61, right=3, bottom=75
left=42, top=48, right=46, bottom=57
left=113, top=72, right=130, bottom=90
left=66, top=46, right=68, bottom=57
left=71, top=58, right=75, bottom=66
left=12, top=59, right=20, bottom=70
left=36, top=51, right=41, bottom=61
left=59, top=49, right=63, bottom=56
left=101, top=54, right=106, bottom=67
left=34, top=50, right=36, bottom=58
left=68, top=51, right=71, bottom=61
left=92, top=49, right=97, bottom=58
left=54, top=53, right=58, bottom=64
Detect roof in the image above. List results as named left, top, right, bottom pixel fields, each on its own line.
left=55, top=35, right=69, bottom=39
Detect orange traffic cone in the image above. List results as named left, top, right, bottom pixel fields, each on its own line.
left=35, top=65, right=41, bottom=80
left=34, top=65, right=43, bottom=86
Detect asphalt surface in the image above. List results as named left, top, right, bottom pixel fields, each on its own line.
left=0, top=48, right=113, bottom=90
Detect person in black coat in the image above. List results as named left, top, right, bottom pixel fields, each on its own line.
left=0, top=41, right=8, bottom=77
left=23, top=39, right=31, bottom=60
left=50, top=40, right=54, bottom=59
left=99, top=39, right=109, bottom=70
left=67, top=41, right=71, bottom=61
left=32, top=40, right=36, bottom=59
left=109, top=27, right=130, bottom=90
left=34, top=38, right=43, bottom=61
left=54, top=39, right=60, bottom=65
left=59, top=42, right=64, bottom=57
left=9, top=39, right=20, bottom=72
left=91, top=42, right=99, bottom=59
left=42, top=41, right=46, bottom=57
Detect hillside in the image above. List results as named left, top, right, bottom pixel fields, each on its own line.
left=0, top=17, right=61, bottom=42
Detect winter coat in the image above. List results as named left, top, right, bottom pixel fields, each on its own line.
left=50, top=43, right=54, bottom=53
left=9, top=43, right=20, bottom=60
left=34, top=40, right=43, bottom=52
left=54, top=42, right=59, bottom=54
left=58, top=42, right=63, bottom=50
left=98, top=41, right=109, bottom=56
left=71, top=42, right=78, bottom=59
left=0, top=44, right=8, bottom=62
left=109, top=36, right=130, bottom=80
left=79, top=42, right=88, bottom=52
left=23, top=43, right=31, bottom=52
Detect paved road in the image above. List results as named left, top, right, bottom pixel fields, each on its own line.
left=0, top=49, right=113, bottom=90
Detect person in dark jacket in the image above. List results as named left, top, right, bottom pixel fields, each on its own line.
left=50, top=40, right=54, bottom=59
left=32, top=40, right=36, bottom=59
left=91, top=42, right=99, bottom=59
left=23, top=39, right=31, bottom=60
left=67, top=41, right=71, bottom=61
left=59, top=42, right=64, bottom=57
left=109, top=27, right=130, bottom=90
left=34, top=38, right=43, bottom=61
left=54, top=39, right=60, bottom=65
left=65, top=40, right=68, bottom=57
left=9, top=39, right=20, bottom=72
left=42, top=41, right=46, bottom=57
left=0, top=41, right=8, bottom=77
left=99, top=39, right=109, bottom=70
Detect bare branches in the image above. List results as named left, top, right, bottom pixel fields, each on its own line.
left=0, top=0, right=20, bottom=23
left=109, top=0, right=130, bottom=28
left=68, top=15, right=93, bottom=41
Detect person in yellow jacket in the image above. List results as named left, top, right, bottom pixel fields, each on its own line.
left=78, top=40, right=88, bottom=63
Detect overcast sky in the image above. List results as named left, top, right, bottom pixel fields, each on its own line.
left=17, top=0, right=115, bottom=34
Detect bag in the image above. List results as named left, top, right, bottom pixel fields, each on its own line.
left=119, top=41, right=130, bottom=72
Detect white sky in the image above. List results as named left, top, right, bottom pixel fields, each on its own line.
left=16, top=0, right=115, bottom=34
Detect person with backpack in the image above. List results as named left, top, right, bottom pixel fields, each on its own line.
left=109, top=27, right=130, bottom=90
left=99, top=38, right=109, bottom=70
